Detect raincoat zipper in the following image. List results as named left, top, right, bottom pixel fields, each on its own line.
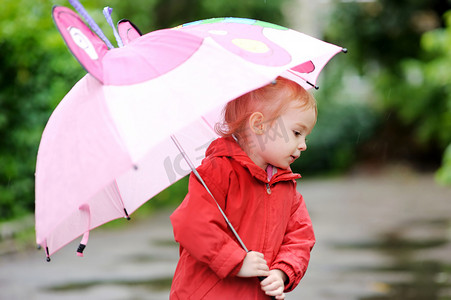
left=266, top=183, right=271, bottom=194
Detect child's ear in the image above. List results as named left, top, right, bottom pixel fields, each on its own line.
left=249, top=112, right=265, bottom=135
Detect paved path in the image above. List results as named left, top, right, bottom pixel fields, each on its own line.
left=1, top=166, right=450, bottom=299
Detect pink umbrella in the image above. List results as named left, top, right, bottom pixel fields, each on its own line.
left=35, top=2, right=345, bottom=261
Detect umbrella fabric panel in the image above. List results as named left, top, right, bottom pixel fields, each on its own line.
left=177, top=19, right=293, bottom=67
left=35, top=75, right=133, bottom=246
left=102, top=36, right=284, bottom=164
left=178, top=19, right=343, bottom=89
left=281, top=47, right=343, bottom=89
left=115, top=113, right=220, bottom=214
left=265, top=29, right=343, bottom=88
left=102, top=29, right=203, bottom=85
left=43, top=181, right=126, bottom=256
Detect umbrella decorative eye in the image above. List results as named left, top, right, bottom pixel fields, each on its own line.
left=291, top=61, right=315, bottom=74
left=69, top=27, right=99, bottom=60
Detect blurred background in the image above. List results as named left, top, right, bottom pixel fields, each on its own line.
left=1, top=0, right=451, bottom=299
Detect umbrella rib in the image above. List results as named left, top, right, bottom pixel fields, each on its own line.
left=112, top=180, right=131, bottom=220
left=286, top=69, right=319, bottom=90
left=170, top=134, right=249, bottom=252
left=200, top=116, right=217, bottom=136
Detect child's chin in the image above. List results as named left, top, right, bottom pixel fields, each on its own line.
left=277, top=164, right=290, bottom=170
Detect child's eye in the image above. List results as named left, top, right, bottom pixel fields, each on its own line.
left=293, top=130, right=302, bottom=137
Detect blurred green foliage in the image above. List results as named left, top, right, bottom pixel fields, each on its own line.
left=0, top=0, right=86, bottom=219
left=321, top=0, right=451, bottom=183
left=0, top=0, right=288, bottom=220
left=420, top=11, right=451, bottom=184
left=292, top=56, right=380, bottom=175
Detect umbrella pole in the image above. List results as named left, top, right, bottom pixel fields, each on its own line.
left=170, top=135, right=249, bottom=252
left=171, top=135, right=277, bottom=300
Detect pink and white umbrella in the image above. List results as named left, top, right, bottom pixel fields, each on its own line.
left=35, top=2, right=345, bottom=261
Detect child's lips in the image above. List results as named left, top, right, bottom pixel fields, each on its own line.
left=290, top=155, right=299, bottom=163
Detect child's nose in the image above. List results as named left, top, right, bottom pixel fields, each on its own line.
left=298, top=140, right=307, bottom=151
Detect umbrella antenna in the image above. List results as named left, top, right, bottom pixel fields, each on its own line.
left=170, top=135, right=249, bottom=252
left=68, top=0, right=114, bottom=49
left=103, top=7, right=124, bottom=48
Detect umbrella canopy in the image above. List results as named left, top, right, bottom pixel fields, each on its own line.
left=35, top=4, right=345, bottom=261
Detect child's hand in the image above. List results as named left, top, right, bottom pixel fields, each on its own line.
left=260, top=269, right=287, bottom=299
left=237, top=251, right=270, bottom=278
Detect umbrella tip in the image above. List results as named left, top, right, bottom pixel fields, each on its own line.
left=124, top=208, right=131, bottom=220
left=342, top=48, right=348, bottom=53
left=45, top=246, right=51, bottom=262
left=77, top=243, right=87, bottom=257
left=306, top=81, right=320, bottom=90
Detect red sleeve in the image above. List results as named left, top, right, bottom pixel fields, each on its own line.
left=170, top=158, right=247, bottom=279
left=270, top=191, right=315, bottom=292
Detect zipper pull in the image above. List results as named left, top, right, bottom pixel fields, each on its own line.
left=266, top=183, right=271, bottom=194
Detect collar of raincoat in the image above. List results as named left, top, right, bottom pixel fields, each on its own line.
left=204, top=137, right=301, bottom=184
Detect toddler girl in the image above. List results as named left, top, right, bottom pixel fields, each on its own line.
left=170, top=77, right=316, bottom=299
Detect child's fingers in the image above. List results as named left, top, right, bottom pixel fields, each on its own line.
left=261, top=280, right=282, bottom=292
left=253, top=251, right=265, bottom=258
left=260, top=275, right=278, bottom=287
left=257, top=270, right=271, bottom=277
left=258, top=261, right=269, bottom=271
left=264, top=286, right=285, bottom=297
left=237, top=252, right=270, bottom=277
left=255, top=256, right=269, bottom=276
left=260, top=273, right=285, bottom=297
left=252, top=253, right=268, bottom=264
left=249, top=252, right=269, bottom=271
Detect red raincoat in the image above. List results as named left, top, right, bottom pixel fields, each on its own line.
left=170, top=137, right=315, bottom=299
